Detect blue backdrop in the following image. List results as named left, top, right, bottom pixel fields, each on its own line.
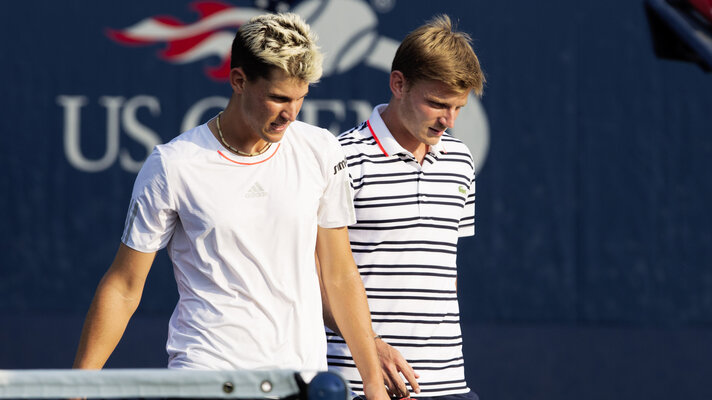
left=2, top=1, right=712, bottom=399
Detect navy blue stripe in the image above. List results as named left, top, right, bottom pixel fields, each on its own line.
left=413, top=379, right=467, bottom=386
left=328, top=338, right=463, bottom=347
left=355, top=216, right=459, bottom=224
left=366, top=288, right=457, bottom=294
left=408, top=356, right=465, bottom=363
left=370, top=311, right=460, bottom=316
left=382, top=341, right=463, bottom=347
left=403, top=362, right=465, bottom=371
left=351, top=240, right=457, bottom=247
left=327, top=361, right=465, bottom=371
left=439, top=158, right=474, bottom=168
left=366, top=295, right=459, bottom=300
left=360, top=271, right=457, bottom=278
left=338, top=136, right=373, bottom=145
left=353, top=175, right=470, bottom=186
left=371, top=318, right=460, bottom=324
left=354, top=200, right=465, bottom=209
left=348, top=157, right=404, bottom=167
left=354, top=193, right=466, bottom=203
left=350, top=223, right=458, bottom=231
left=352, top=247, right=457, bottom=255
left=358, top=264, right=456, bottom=270
left=353, top=170, right=420, bottom=180
left=421, top=172, right=471, bottom=181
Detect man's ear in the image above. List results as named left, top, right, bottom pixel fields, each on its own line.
left=230, top=67, right=247, bottom=94
left=389, top=70, right=407, bottom=99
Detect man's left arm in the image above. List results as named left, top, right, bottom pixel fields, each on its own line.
left=317, top=253, right=420, bottom=398
left=316, top=226, right=388, bottom=400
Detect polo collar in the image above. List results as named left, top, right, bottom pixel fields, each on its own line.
left=366, top=104, right=447, bottom=158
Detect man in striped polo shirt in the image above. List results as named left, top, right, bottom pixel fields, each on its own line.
left=324, top=15, right=485, bottom=400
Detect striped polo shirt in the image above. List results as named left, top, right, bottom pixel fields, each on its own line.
left=326, top=104, right=476, bottom=397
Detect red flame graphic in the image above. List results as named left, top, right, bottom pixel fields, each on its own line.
left=106, top=1, right=253, bottom=81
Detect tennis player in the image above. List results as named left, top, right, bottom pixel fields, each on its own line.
left=73, top=13, right=388, bottom=400
left=325, top=15, right=485, bottom=400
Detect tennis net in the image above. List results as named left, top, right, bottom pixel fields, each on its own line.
left=0, top=369, right=348, bottom=400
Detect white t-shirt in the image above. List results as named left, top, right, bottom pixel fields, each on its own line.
left=121, top=120, right=355, bottom=371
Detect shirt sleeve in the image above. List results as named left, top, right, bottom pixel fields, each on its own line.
left=317, top=132, right=356, bottom=228
left=458, top=166, right=476, bottom=238
left=121, top=148, right=178, bottom=252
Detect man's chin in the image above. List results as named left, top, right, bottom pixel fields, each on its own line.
left=263, top=122, right=291, bottom=140
left=425, top=136, right=442, bottom=146
left=261, top=130, right=286, bottom=143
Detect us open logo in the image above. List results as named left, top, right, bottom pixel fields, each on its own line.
left=57, top=0, right=489, bottom=173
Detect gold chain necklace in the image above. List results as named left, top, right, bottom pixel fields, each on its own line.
left=216, top=111, right=272, bottom=157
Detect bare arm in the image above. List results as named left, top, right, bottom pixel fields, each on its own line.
left=316, top=253, right=420, bottom=398
left=316, top=226, right=388, bottom=400
left=73, top=243, right=156, bottom=369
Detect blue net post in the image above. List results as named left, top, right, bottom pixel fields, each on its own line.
left=307, top=371, right=348, bottom=400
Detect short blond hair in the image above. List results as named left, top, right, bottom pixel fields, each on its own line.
left=231, top=13, right=323, bottom=83
left=392, top=15, right=485, bottom=96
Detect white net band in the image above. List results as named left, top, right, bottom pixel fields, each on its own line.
left=0, top=369, right=306, bottom=399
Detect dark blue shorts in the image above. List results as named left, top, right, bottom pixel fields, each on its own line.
left=356, top=390, right=480, bottom=400
left=408, top=390, right=480, bottom=400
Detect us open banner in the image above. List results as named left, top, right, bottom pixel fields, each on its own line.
left=2, top=0, right=489, bottom=313
left=59, top=1, right=489, bottom=175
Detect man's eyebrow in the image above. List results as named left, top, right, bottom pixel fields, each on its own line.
left=269, top=91, right=309, bottom=100
left=427, top=95, right=468, bottom=108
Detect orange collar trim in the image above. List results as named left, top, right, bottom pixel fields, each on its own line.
left=217, top=143, right=281, bottom=165
left=366, top=120, right=389, bottom=157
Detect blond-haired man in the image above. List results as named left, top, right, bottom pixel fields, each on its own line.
left=326, top=15, right=485, bottom=400
left=74, top=14, right=387, bottom=400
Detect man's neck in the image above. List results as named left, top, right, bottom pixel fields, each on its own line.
left=210, top=105, right=268, bottom=155
left=380, top=105, right=428, bottom=164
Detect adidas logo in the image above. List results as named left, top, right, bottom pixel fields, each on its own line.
left=245, top=182, right=267, bottom=198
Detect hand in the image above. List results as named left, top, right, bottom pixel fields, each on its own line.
left=375, top=337, right=420, bottom=397
left=362, top=381, right=391, bottom=400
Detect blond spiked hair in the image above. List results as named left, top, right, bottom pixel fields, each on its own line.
left=231, top=13, right=323, bottom=83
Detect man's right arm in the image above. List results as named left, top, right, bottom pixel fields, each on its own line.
left=73, top=243, right=156, bottom=369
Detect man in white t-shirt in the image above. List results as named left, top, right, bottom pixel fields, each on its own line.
left=73, top=13, right=388, bottom=400
left=325, top=15, right=486, bottom=400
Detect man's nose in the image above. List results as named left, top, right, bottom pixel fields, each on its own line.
left=439, top=108, right=458, bottom=129
left=281, top=102, right=300, bottom=122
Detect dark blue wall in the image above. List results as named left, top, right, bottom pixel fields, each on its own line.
left=2, top=1, right=712, bottom=400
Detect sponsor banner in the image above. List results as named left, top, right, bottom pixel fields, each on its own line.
left=0, top=0, right=488, bottom=312
left=4, top=0, right=712, bottom=327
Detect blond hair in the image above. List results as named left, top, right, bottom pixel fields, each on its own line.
left=392, top=15, right=485, bottom=96
left=231, top=13, right=323, bottom=83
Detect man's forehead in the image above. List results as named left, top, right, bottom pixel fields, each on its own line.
left=257, top=69, right=309, bottom=96
left=409, top=78, right=468, bottom=96
left=422, top=84, right=470, bottom=106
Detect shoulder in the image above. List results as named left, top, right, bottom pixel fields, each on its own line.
left=287, top=120, right=340, bottom=150
left=154, top=124, right=212, bottom=163
left=440, top=133, right=472, bottom=155
left=439, top=133, right=475, bottom=172
left=286, top=121, right=346, bottom=173
left=134, top=124, right=213, bottom=187
left=441, top=134, right=474, bottom=160
left=337, top=121, right=376, bottom=157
